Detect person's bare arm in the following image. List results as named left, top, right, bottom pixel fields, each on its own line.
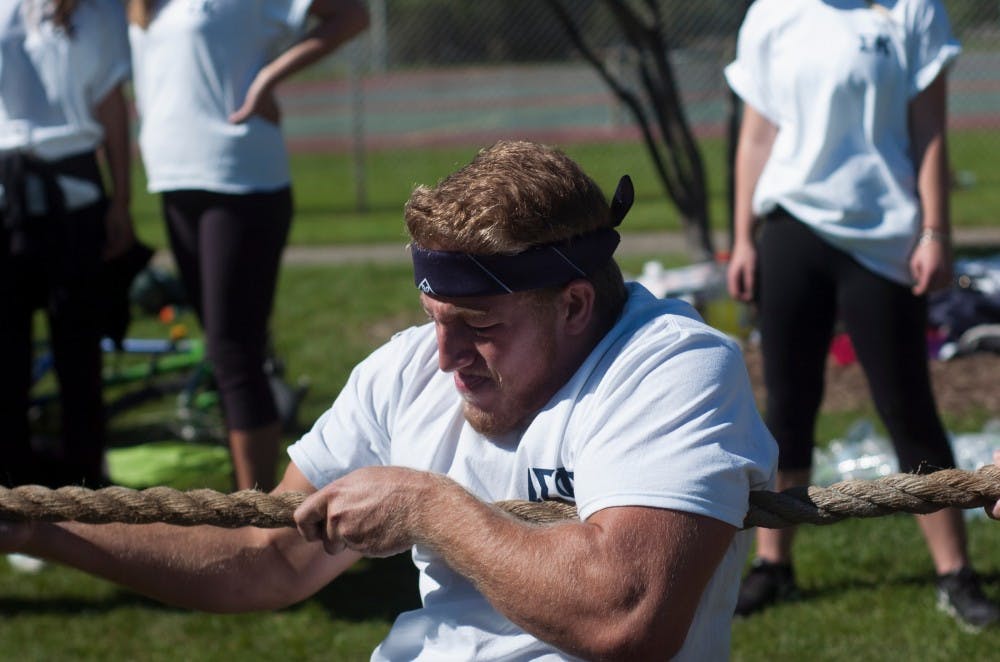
left=296, top=466, right=736, bottom=659
left=908, top=71, right=953, bottom=296
left=726, top=103, right=777, bottom=303
left=94, top=82, right=134, bottom=260
left=5, top=464, right=359, bottom=613
left=229, top=0, right=370, bottom=124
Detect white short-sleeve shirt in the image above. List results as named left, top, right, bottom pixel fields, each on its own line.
left=725, top=0, right=960, bottom=285
left=0, top=0, right=131, bottom=160
left=290, top=283, right=778, bottom=661
left=128, top=0, right=313, bottom=194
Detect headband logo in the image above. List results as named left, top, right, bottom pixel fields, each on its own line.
left=417, top=278, right=435, bottom=294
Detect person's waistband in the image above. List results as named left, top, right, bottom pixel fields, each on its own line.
left=764, top=205, right=796, bottom=222
left=0, top=149, right=100, bottom=181
left=44, top=151, right=101, bottom=183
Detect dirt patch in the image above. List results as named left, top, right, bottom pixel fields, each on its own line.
left=741, top=343, right=1000, bottom=416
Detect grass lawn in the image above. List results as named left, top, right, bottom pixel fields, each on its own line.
left=10, top=261, right=1000, bottom=659
left=7, top=133, right=1000, bottom=658
left=129, top=128, right=1000, bottom=250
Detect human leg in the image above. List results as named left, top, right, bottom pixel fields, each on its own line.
left=161, top=191, right=204, bottom=317
left=736, top=214, right=837, bottom=615
left=756, top=216, right=838, bottom=560
left=45, top=199, right=108, bottom=486
left=838, top=264, right=965, bottom=569
left=228, top=422, right=283, bottom=492
left=839, top=257, right=998, bottom=629
left=0, top=251, right=40, bottom=486
left=192, top=189, right=291, bottom=491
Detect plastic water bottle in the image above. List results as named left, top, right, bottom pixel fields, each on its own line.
left=949, top=419, right=1000, bottom=520
left=813, top=418, right=1000, bottom=520
left=812, top=419, right=897, bottom=487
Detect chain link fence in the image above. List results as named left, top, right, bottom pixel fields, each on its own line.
left=281, top=0, right=1000, bottom=220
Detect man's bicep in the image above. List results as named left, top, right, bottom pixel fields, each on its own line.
left=586, top=506, right=737, bottom=649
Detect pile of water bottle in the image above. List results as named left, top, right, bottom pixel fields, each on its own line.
left=812, top=418, right=1000, bottom=519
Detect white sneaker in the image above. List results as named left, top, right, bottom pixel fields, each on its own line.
left=7, top=553, right=46, bottom=573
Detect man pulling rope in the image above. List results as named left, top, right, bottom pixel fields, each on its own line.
left=2, top=141, right=780, bottom=660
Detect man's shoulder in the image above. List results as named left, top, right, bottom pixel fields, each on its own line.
left=580, top=287, right=746, bottom=399
left=356, top=323, right=445, bottom=396
left=618, top=285, right=739, bottom=352
left=367, top=322, right=437, bottom=369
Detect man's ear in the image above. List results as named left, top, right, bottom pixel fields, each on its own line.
left=560, top=279, right=596, bottom=336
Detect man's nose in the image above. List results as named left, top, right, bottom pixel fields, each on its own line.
left=436, top=324, right=476, bottom=373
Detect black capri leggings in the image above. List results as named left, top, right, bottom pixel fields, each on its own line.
left=756, top=211, right=954, bottom=474
left=162, top=188, right=292, bottom=430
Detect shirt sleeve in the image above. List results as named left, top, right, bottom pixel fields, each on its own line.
left=723, top=1, right=779, bottom=124
left=286, top=325, right=440, bottom=488
left=287, top=338, right=398, bottom=489
left=571, top=323, right=777, bottom=529
left=90, top=0, right=132, bottom=104
left=264, top=0, right=315, bottom=34
left=907, top=0, right=961, bottom=96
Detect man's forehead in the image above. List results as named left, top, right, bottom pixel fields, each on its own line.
left=420, top=292, right=512, bottom=318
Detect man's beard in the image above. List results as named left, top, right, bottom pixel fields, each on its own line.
left=459, top=304, right=560, bottom=437
left=461, top=334, right=557, bottom=437
left=462, top=391, right=537, bottom=437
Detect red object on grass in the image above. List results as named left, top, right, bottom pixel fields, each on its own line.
left=830, top=333, right=856, bottom=366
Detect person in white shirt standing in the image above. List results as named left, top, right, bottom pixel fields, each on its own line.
left=125, top=0, right=369, bottom=491
left=0, top=0, right=133, bottom=488
left=725, top=0, right=998, bottom=630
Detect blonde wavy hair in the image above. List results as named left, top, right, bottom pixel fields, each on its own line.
left=405, top=140, right=612, bottom=253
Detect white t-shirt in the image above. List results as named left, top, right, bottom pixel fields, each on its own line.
left=725, top=0, right=960, bottom=285
left=0, top=0, right=130, bottom=160
left=128, top=0, right=313, bottom=194
left=289, top=283, right=778, bottom=661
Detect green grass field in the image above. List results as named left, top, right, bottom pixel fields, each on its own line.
left=127, top=128, right=1000, bottom=250
left=7, top=134, right=1000, bottom=659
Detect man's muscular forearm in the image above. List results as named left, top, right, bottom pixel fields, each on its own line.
left=414, top=480, right=732, bottom=659
left=297, top=466, right=736, bottom=660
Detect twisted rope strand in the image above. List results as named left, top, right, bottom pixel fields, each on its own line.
left=2, top=465, right=999, bottom=530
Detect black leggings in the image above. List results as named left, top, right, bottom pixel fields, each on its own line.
left=0, top=152, right=106, bottom=487
left=756, top=211, right=954, bottom=474
left=162, top=188, right=291, bottom=430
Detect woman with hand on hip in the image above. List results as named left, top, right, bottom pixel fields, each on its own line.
left=127, top=0, right=369, bottom=490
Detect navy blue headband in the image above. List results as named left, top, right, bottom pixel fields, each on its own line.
left=412, top=175, right=633, bottom=297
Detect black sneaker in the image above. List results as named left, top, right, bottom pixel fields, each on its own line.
left=734, top=558, right=799, bottom=617
left=936, top=566, right=1000, bottom=632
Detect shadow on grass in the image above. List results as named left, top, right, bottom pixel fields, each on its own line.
left=0, top=590, right=171, bottom=617
left=790, top=569, right=1000, bottom=606
left=794, top=570, right=935, bottom=605
left=307, top=553, right=422, bottom=622
left=105, top=422, right=203, bottom=448
left=1, top=554, right=421, bottom=624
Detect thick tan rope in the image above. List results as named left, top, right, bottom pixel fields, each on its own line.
left=2, top=465, right=1000, bottom=530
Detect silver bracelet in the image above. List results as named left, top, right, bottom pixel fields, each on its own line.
left=917, top=228, right=950, bottom=246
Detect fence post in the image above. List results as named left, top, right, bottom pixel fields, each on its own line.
left=349, top=40, right=367, bottom=213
